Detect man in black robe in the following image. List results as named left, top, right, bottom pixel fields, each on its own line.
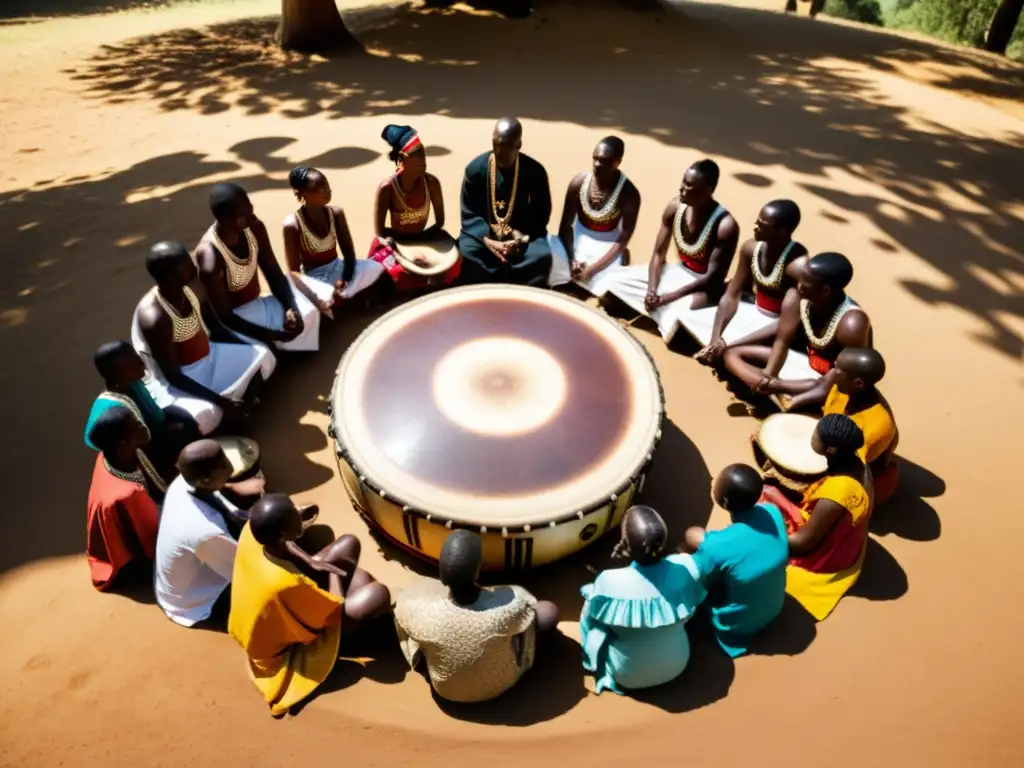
left=457, top=117, right=553, bottom=287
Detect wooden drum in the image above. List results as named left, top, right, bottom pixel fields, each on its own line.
left=329, top=284, right=664, bottom=571
left=751, top=413, right=826, bottom=493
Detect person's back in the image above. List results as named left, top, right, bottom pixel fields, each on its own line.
left=394, top=578, right=538, bottom=703
left=688, top=463, right=789, bottom=657
left=155, top=473, right=237, bottom=626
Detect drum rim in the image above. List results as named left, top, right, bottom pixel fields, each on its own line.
left=392, top=234, right=459, bottom=276
left=755, top=412, right=827, bottom=476
left=330, top=284, right=665, bottom=529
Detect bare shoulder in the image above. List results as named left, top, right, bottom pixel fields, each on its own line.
left=567, top=171, right=587, bottom=191
left=136, top=292, right=166, bottom=330
left=194, top=239, right=219, bottom=273
left=837, top=306, right=871, bottom=345
left=249, top=216, right=269, bottom=238
left=739, top=237, right=757, bottom=258
left=662, top=196, right=680, bottom=220
left=378, top=176, right=395, bottom=192
left=283, top=211, right=299, bottom=230
left=717, top=210, right=740, bottom=240
left=790, top=240, right=809, bottom=259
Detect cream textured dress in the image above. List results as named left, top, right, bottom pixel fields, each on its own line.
left=393, top=578, right=539, bottom=703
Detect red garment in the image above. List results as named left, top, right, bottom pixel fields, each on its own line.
left=678, top=248, right=709, bottom=275
left=754, top=287, right=784, bottom=314
left=85, top=454, right=160, bottom=591
left=578, top=208, right=621, bottom=233
left=807, top=343, right=839, bottom=375
left=228, top=274, right=262, bottom=309
left=173, top=329, right=211, bottom=367
left=873, top=459, right=900, bottom=505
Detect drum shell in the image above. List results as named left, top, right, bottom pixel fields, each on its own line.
left=334, top=448, right=652, bottom=571
left=750, top=434, right=822, bottom=493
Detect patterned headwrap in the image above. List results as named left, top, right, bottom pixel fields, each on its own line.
left=381, top=124, right=422, bottom=160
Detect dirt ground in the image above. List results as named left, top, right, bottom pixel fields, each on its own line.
left=1, top=0, right=1023, bottom=765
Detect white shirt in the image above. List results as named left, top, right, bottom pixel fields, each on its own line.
left=154, top=476, right=240, bottom=627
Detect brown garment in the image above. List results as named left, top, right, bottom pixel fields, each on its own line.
left=393, top=578, right=538, bottom=703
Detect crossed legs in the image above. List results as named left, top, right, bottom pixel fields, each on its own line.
left=313, top=534, right=391, bottom=627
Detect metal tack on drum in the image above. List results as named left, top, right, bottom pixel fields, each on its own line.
left=328, top=284, right=664, bottom=571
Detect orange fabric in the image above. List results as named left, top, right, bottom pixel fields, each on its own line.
left=85, top=454, right=160, bottom=591
left=823, top=386, right=897, bottom=465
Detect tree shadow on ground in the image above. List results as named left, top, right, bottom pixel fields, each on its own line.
left=62, top=0, right=1024, bottom=362
left=0, top=137, right=396, bottom=576
left=1, top=0, right=176, bottom=21
left=869, top=456, right=943, bottom=542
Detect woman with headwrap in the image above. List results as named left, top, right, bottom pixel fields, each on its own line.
left=368, top=124, right=460, bottom=293
left=579, top=506, right=706, bottom=695
left=283, top=167, right=386, bottom=317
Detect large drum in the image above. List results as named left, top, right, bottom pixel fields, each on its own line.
left=751, top=413, right=826, bottom=493
left=329, top=284, right=664, bottom=571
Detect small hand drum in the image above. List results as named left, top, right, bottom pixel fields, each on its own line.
left=394, top=232, right=460, bottom=277
left=329, top=284, right=665, bottom=571
left=752, top=413, right=826, bottom=493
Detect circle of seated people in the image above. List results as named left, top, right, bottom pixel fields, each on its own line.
left=82, top=114, right=899, bottom=716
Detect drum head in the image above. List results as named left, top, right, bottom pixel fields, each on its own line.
left=394, top=233, right=459, bottom=276
left=756, top=414, right=827, bottom=476
left=332, top=285, right=663, bottom=527
left=215, top=436, right=260, bottom=479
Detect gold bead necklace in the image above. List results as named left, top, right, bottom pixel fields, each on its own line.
left=488, top=153, right=519, bottom=239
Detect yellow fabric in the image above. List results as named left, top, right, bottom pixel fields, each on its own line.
left=787, top=473, right=872, bottom=621
left=228, top=526, right=343, bottom=716
left=823, top=386, right=897, bottom=465
left=800, top=474, right=871, bottom=526
left=786, top=545, right=867, bottom=622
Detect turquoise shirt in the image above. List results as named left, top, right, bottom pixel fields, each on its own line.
left=579, top=553, right=706, bottom=695
left=693, top=503, right=789, bottom=658
left=83, top=382, right=165, bottom=450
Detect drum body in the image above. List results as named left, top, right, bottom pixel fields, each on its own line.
left=330, top=285, right=664, bottom=571
left=215, top=435, right=263, bottom=482
left=370, top=232, right=462, bottom=293
left=752, top=413, right=826, bottom=493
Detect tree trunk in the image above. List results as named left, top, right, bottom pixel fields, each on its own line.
left=984, top=0, right=1024, bottom=54
left=278, top=0, right=361, bottom=53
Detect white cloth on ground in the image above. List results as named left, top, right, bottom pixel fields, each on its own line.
left=233, top=275, right=321, bottom=352
left=131, top=308, right=276, bottom=435
left=302, top=258, right=386, bottom=301
left=601, top=262, right=705, bottom=342
left=547, top=219, right=625, bottom=296
left=155, top=476, right=241, bottom=627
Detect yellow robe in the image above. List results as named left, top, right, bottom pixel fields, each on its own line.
left=228, top=526, right=343, bottom=716
left=823, top=386, right=897, bottom=465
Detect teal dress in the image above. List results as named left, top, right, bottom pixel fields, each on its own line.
left=83, top=383, right=166, bottom=450
left=579, top=553, right=706, bottom=695
left=692, top=503, right=789, bottom=658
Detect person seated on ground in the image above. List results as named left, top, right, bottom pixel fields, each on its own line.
left=601, top=159, right=739, bottom=342
left=85, top=340, right=202, bottom=494
left=815, top=347, right=900, bottom=503
left=683, top=464, right=788, bottom=658
left=154, top=439, right=264, bottom=628
left=548, top=136, right=641, bottom=294
left=760, top=414, right=873, bottom=621
left=695, top=200, right=807, bottom=364
left=228, top=494, right=391, bottom=718
left=283, top=166, right=385, bottom=317
left=134, top=242, right=275, bottom=436
left=457, top=117, right=553, bottom=287
left=196, top=182, right=322, bottom=353
left=85, top=406, right=161, bottom=591
left=722, top=252, right=870, bottom=405
left=368, top=124, right=460, bottom=294
left=393, top=530, right=559, bottom=704
left=579, top=505, right=706, bottom=695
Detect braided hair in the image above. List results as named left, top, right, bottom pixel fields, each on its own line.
left=289, top=166, right=312, bottom=191
left=816, top=413, right=865, bottom=459
left=612, top=505, right=669, bottom=566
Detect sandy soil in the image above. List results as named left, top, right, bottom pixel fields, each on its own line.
left=1, top=0, right=1023, bottom=765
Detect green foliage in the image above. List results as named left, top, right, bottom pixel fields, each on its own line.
left=824, top=0, right=885, bottom=25
left=890, top=0, right=996, bottom=46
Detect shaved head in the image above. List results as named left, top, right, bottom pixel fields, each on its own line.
left=249, top=493, right=301, bottom=545
left=836, top=347, right=886, bottom=387
left=494, top=116, right=522, bottom=142
left=177, top=439, right=232, bottom=490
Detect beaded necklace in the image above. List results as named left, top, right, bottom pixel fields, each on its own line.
left=104, top=457, right=146, bottom=487
left=210, top=227, right=259, bottom=291
left=751, top=240, right=795, bottom=290
left=488, top=153, right=519, bottom=239
left=390, top=176, right=432, bottom=226
left=97, top=390, right=169, bottom=491
left=296, top=207, right=338, bottom=253
left=800, top=295, right=856, bottom=349
left=153, top=286, right=208, bottom=342
left=673, top=202, right=724, bottom=261
left=579, top=171, right=627, bottom=225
